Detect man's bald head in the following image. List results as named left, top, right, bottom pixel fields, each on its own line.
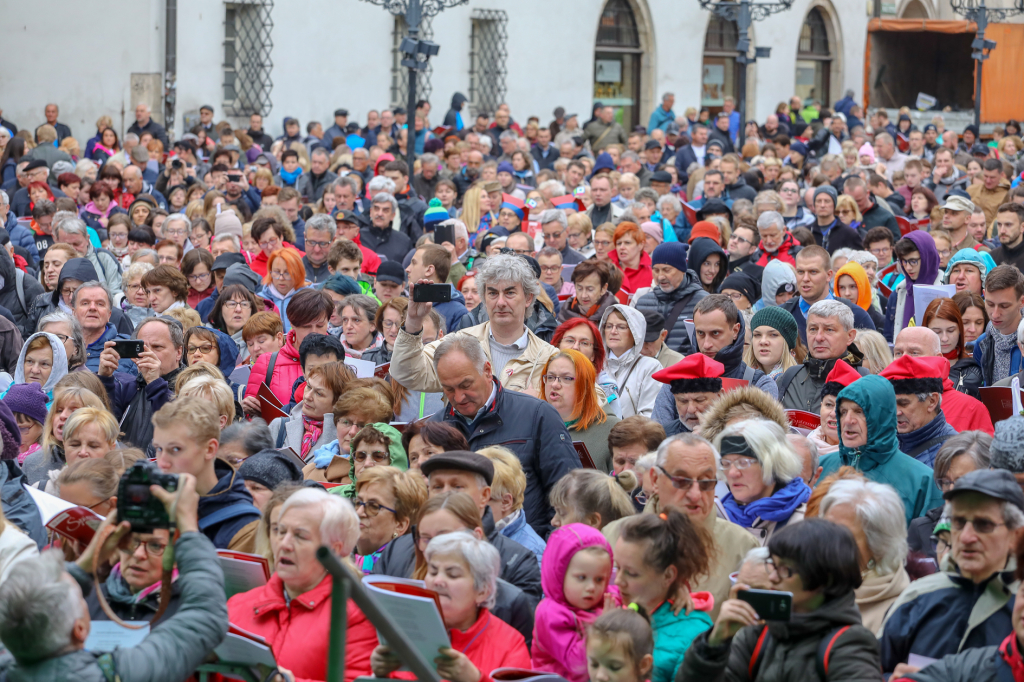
left=893, top=327, right=941, bottom=358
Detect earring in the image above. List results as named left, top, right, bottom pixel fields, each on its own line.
left=392, top=532, right=398, bottom=539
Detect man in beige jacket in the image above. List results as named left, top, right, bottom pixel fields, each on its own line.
left=391, top=253, right=558, bottom=394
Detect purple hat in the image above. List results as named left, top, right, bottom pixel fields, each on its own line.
left=245, top=145, right=264, bottom=164
left=2, top=383, right=48, bottom=425
left=496, top=161, right=515, bottom=175
left=0, top=402, right=21, bottom=461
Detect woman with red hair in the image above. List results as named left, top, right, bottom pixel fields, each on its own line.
left=608, top=221, right=652, bottom=295
left=922, top=297, right=983, bottom=396
left=260, top=248, right=310, bottom=332
left=540, top=349, right=620, bottom=472
left=551, top=318, right=622, bottom=418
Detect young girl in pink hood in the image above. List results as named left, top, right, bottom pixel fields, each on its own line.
left=532, top=523, right=618, bottom=682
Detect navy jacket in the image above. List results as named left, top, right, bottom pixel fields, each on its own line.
left=897, top=412, right=958, bottom=468
left=430, top=379, right=579, bottom=534
left=783, top=296, right=876, bottom=344
left=86, top=323, right=139, bottom=375
left=197, top=460, right=262, bottom=550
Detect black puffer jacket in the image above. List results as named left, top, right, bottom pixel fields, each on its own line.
left=948, top=356, right=983, bottom=398
left=634, top=270, right=708, bottom=355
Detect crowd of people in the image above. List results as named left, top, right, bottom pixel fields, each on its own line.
left=1, top=91, right=1024, bottom=681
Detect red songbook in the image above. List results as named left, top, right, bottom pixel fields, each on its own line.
left=785, top=409, right=821, bottom=432
left=979, top=386, right=1024, bottom=423
left=682, top=201, right=699, bottom=227
left=259, top=395, right=289, bottom=424
left=720, top=378, right=749, bottom=392
left=374, top=362, right=391, bottom=379
left=896, top=216, right=917, bottom=237
left=574, top=441, right=597, bottom=469
left=258, top=382, right=283, bottom=408
left=46, top=506, right=103, bottom=545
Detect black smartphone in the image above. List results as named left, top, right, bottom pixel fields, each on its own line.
left=736, top=589, right=792, bottom=621
left=434, top=221, right=455, bottom=246
left=227, top=173, right=242, bottom=183
left=412, top=283, right=452, bottom=303
left=111, top=339, right=146, bottom=359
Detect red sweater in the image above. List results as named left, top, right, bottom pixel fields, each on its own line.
left=251, top=243, right=305, bottom=278
left=609, top=250, right=654, bottom=295
left=227, top=573, right=376, bottom=682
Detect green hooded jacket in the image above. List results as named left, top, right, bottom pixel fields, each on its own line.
left=818, top=375, right=943, bottom=526
left=329, top=422, right=409, bottom=499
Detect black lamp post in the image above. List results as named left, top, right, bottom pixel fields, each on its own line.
left=360, top=0, right=467, bottom=180
left=698, top=0, right=793, bottom=135
left=950, top=0, right=1024, bottom=128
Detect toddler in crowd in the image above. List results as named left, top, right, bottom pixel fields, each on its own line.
left=533, top=523, right=619, bottom=682
left=586, top=607, right=655, bottom=682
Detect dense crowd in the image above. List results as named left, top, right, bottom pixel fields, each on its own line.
left=0, top=91, right=1023, bottom=681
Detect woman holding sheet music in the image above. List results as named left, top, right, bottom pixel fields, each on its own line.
left=370, top=532, right=531, bottom=682
left=228, top=488, right=377, bottom=682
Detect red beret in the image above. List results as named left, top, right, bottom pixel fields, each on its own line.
left=653, top=354, right=725, bottom=383
left=821, top=359, right=862, bottom=399
left=879, top=355, right=947, bottom=395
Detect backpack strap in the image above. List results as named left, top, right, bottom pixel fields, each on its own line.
left=266, top=351, right=279, bottom=383
left=197, top=502, right=262, bottom=531
left=815, top=625, right=851, bottom=680
left=275, top=421, right=287, bottom=448
left=14, top=268, right=26, bottom=315
left=775, top=364, right=804, bottom=402
left=904, top=436, right=948, bottom=459
left=748, top=625, right=770, bottom=680
left=742, top=364, right=755, bottom=383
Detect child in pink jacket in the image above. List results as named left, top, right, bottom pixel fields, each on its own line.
left=531, top=523, right=618, bottom=682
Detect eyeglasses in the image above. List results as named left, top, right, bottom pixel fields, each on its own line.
left=869, top=248, right=890, bottom=258
left=720, top=456, right=759, bottom=471
left=382, top=319, right=400, bottom=329
left=188, top=343, right=215, bottom=355
left=306, top=239, right=331, bottom=250
left=540, top=265, right=561, bottom=273
left=656, top=465, right=717, bottom=491
left=542, top=374, right=576, bottom=385
left=544, top=230, right=565, bottom=240
left=354, top=499, right=397, bottom=517
left=163, top=228, right=188, bottom=237
left=950, top=516, right=1007, bottom=534
left=187, top=272, right=211, bottom=284
left=61, top=286, right=77, bottom=298
left=937, top=250, right=951, bottom=258
left=48, top=332, right=69, bottom=343
left=353, top=450, right=390, bottom=463
left=124, top=538, right=168, bottom=556
left=259, top=238, right=281, bottom=249
left=729, top=234, right=753, bottom=247
left=722, top=291, right=747, bottom=303
left=561, top=336, right=593, bottom=350
left=763, top=557, right=795, bottom=579
left=223, top=300, right=252, bottom=310
left=510, top=248, right=532, bottom=256
left=937, top=478, right=956, bottom=492
left=900, top=258, right=921, bottom=268
left=270, top=270, right=292, bottom=280
left=605, top=323, right=631, bottom=334
left=337, top=419, right=368, bottom=431
left=126, top=283, right=144, bottom=293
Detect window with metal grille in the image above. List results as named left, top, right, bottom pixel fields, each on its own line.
left=223, top=1, right=274, bottom=117
left=391, top=15, right=433, bottom=109
left=468, top=9, right=508, bottom=117
left=704, top=15, right=739, bottom=52
left=799, top=8, right=830, bottom=56
left=597, top=0, right=639, bottom=48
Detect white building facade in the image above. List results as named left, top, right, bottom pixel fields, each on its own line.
left=1, top=0, right=869, bottom=141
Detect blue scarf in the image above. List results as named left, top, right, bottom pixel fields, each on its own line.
left=721, top=476, right=811, bottom=528
left=280, top=166, right=303, bottom=186
left=312, top=438, right=344, bottom=468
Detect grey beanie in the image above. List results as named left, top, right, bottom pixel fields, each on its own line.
left=990, top=416, right=1024, bottom=474
left=222, top=262, right=262, bottom=293
left=238, top=450, right=303, bottom=490
left=813, top=185, right=838, bottom=208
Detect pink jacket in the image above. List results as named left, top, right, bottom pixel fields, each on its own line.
left=531, top=523, right=617, bottom=682
left=244, top=330, right=303, bottom=405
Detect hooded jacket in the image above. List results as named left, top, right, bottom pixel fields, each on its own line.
left=532, top=524, right=615, bottom=682
left=556, top=290, right=617, bottom=326
left=598, top=305, right=663, bottom=418
left=0, top=460, right=46, bottom=547
left=444, top=92, right=468, bottom=130
left=942, top=374, right=994, bottom=435
left=751, top=231, right=803, bottom=268
left=897, top=410, right=958, bottom=468
left=885, top=230, right=943, bottom=341
left=432, top=285, right=469, bottom=335
left=819, top=375, right=943, bottom=525
left=12, top=331, right=68, bottom=397
left=835, top=260, right=887, bottom=330
left=634, top=271, right=708, bottom=355
left=687, top=237, right=727, bottom=294
left=754, top=259, right=798, bottom=310
left=608, top=248, right=654, bottom=296
left=197, top=459, right=262, bottom=552
left=87, top=563, right=184, bottom=623
left=0, top=246, right=44, bottom=337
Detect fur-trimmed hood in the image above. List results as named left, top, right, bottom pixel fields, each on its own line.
left=699, top=385, right=789, bottom=442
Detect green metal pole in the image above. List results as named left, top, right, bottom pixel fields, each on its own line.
left=326, top=563, right=348, bottom=682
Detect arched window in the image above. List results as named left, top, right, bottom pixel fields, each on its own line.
left=795, top=8, right=832, bottom=107
left=702, top=16, right=740, bottom=111
left=594, top=0, right=643, bottom=130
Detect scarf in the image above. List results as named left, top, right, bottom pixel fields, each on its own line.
left=1000, top=632, right=1024, bottom=681
left=107, top=563, right=180, bottom=606
left=354, top=540, right=391, bottom=574
left=301, top=416, right=324, bottom=458
left=721, top=476, right=811, bottom=528
left=942, top=348, right=960, bottom=363
left=989, top=321, right=1018, bottom=383
left=312, top=438, right=344, bottom=468
left=279, top=166, right=303, bottom=186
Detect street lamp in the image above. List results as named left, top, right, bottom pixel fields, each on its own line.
left=949, top=0, right=1024, bottom=127
left=698, top=0, right=794, bottom=135
left=360, top=0, right=467, bottom=180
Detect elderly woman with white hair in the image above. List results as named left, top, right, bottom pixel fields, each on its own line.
left=371, top=532, right=531, bottom=682
left=820, top=478, right=911, bottom=634
left=228, top=488, right=378, bottom=682
left=714, top=419, right=810, bottom=545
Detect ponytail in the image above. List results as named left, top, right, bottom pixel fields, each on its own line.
left=619, top=509, right=715, bottom=586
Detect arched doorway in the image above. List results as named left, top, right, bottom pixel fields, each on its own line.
left=595, top=0, right=643, bottom=130
left=899, top=0, right=930, bottom=18
left=795, top=8, right=833, bottom=108
left=701, top=16, right=740, bottom=117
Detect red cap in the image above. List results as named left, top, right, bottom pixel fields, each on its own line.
left=688, top=220, right=722, bottom=244
left=653, top=354, right=725, bottom=384
left=825, top=359, right=862, bottom=387
left=879, top=355, right=948, bottom=382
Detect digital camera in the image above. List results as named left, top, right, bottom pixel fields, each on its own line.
left=116, top=461, right=179, bottom=532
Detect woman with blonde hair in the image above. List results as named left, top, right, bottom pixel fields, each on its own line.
left=540, top=349, right=619, bottom=471
left=459, top=184, right=489, bottom=235
left=57, top=458, right=120, bottom=517
left=22, top=386, right=105, bottom=487
left=352, top=466, right=427, bottom=573
left=855, top=330, right=893, bottom=374
left=835, top=194, right=862, bottom=232
left=753, top=190, right=784, bottom=218
left=478, top=446, right=546, bottom=566
left=549, top=468, right=636, bottom=530
left=202, top=190, right=226, bottom=225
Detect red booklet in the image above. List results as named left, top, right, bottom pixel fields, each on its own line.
left=785, top=409, right=821, bottom=432
left=374, top=362, right=391, bottom=379
left=573, top=441, right=597, bottom=469
left=258, top=382, right=283, bottom=408
left=720, top=378, right=749, bottom=392
left=979, top=386, right=1024, bottom=423
left=46, top=506, right=103, bottom=545
left=258, top=382, right=289, bottom=423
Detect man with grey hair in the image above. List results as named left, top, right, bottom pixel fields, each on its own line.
left=0, top=474, right=230, bottom=682
left=413, top=152, right=441, bottom=199
left=779, top=299, right=867, bottom=412
left=301, top=213, right=335, bottom=283
left=648, top=92, right=676, bottom=132
left=122, top=164, right=167, bottom=211
left=331, top=175, right=360, bottom=213
left=787, top=433, right=821, bottom=487
left=423, top=334, right=578, bottom=534
left=393, top=253, right=559, bottom=396
left=55, top=217, right=122, bottom=293
left=539, top=208, right=585, bottom=264
left=73, top=280, right=136, bottom=375
left=359, top=192, right=410, bottom=263
left=880, top=353, right=958, bottom=468
left=127, top=102, right=169, bottom=148
left=875, top=132, right=908, bottom=181
left=782, top=246, right=876, bottom=343
left=296, top=147, right=337, bottom=202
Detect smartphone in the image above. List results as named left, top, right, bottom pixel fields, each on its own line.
left=227, top=173, right=242, bottom=183
left=412, top=283, right=452, bottom=303
left=434, top=221, right=455, bottom=246
left=111, top=339, right=146, bottom=359
left=736, top=589, right=792, bottom=621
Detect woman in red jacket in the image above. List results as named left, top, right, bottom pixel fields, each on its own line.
left=608, top=222, right=653, bottom=296
left=243, top=288, right=334, bottom=410
left=370, top=532, right=531, bottom=682
left=250, top=215, right=304, bottom=278
left=227, top=488, right=377, bottom=682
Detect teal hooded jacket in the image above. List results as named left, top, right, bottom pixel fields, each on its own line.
left=818, top=375, right=943, bottom=526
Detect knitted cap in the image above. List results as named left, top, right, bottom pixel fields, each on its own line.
left=214, top=210, right=244, bottom=239
left=0, top=402, right=21, bottom=461
left=1, top=383, right=48, bottom=425
left=423, top=198, right=450, bottom=232
left=640, top=222, right=663, bottom=245
left=238, top=450, right=303, bottom=490
left=990, top=416, right=1024, bottom=474
left=688, top=220, right=721, bottom=245
left=651, top=242, right=689, bottom=273
left=749, top=306, right=798, bottom=350
left=858, top=143, right=875, bottom=163
left=813, top=185, right=838, bottom=208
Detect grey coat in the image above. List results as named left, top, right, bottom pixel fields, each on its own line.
left=268, top=403, right=338, bottom=460
left=1, top=532, right=227, bottom=682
